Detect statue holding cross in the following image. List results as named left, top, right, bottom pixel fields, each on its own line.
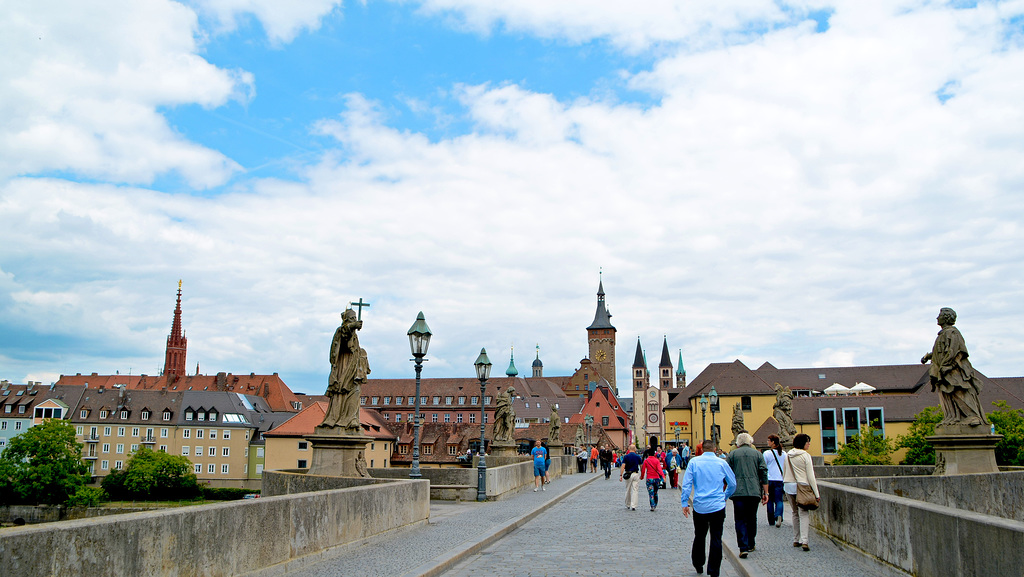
left=318, top=308, right=370, bottom=433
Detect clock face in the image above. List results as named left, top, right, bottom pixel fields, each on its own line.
left=648, top=413, right=659, bottom=424
left=595, top=349, right=607, bottom=361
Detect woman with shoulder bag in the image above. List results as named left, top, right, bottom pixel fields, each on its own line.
left=783, top=433, right=819, bottom=551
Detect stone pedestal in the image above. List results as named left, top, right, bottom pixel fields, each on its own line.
left=490, top=441, right=518, bottom=458
left=305, top=432, right=373, bottom=477
left=547, top=442, right=563, bottom=456
left=927, top=425, right=1002, bottom=475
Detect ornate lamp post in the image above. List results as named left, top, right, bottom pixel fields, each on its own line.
left=699, top=393, right=708, bottom=443
left=709, top=385, right=719, bottom=447
left=407, top=312, right=432, bottom=478
left=474, top=348, right=492, bottom=502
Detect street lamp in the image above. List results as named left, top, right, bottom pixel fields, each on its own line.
left=699, top=393, right=708, bottom=443
left=474, top=348, right=492, bottom=502
left=709, top=385, right=719, bottom=448
left=407, top=312, right=432, bottom=479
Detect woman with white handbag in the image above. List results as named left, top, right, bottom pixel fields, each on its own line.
left=783, top=433, right=820, bottom=551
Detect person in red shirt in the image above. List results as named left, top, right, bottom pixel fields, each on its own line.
left=640, top=448, right=666, bottom=511
left=590, top=446, right=599, bottom=473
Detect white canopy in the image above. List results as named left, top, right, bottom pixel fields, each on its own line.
left=824, top=383, right=851, bottom=395
left=850, top=382, right=876, bottom=394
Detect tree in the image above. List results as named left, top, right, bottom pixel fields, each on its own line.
left=832, top=426, right=894, bottom=465
left=102, top=447, right=200, bottom=501
left=0, top=419, right=90, bottom=505
left=896, top=406, right=942, bottom=465
left=987, top=401, right=1024, bottom=466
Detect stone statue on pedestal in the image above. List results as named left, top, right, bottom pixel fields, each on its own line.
left=492, top=386, right=517, bottom=442
left=773, top=384, right=797, bottom=448
left=731, top=402, right=745, bottom=440
left=548, top=405, right=561, bottom=442
left=922, top=307, right=987, bottom=427
left=318, top=309, right=370, bottom=433
left=575, top=424, right=585, bottom=447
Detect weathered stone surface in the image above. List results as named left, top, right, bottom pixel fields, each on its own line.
left=829, top=470, right=1024, bottom=521
left=814, top=477, right=1024, bottom=577
left=0, top=477, right=428, bottom=577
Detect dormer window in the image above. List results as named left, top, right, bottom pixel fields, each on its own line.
left=80, top=409, right=89, bottom=418
left=209, top=412, right=218, bottom=422
left=120, top=410, right=128, bottom=419
left=162, top=410, right=172, bottom=421
left=141, top=410, right=150, bottom=420
left=100, top=410, right=108, bottom=419
left=185, top=411, right=193, bottom=421
left=197, top=412, right=205, bottom=421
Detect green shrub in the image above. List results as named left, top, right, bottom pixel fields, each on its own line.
left=102, top=447, right=200, bottom=501
left=896, top=406, right=942, bottom=465
left=832, top=426, right=894, bottom=465
left=201, top=487, right=256, bottom=501
left=67, top=486, right=106, bottom=508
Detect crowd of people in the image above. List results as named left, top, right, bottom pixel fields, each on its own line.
left=608, top=433, right=819, bottom=577
left=534, top=431, right=820, bottom=577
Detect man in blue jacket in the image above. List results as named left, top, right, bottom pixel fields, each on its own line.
left=681, top=440, right=737, bottom=577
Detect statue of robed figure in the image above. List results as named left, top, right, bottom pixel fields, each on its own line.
left=319, top=309, right=370, bottom=433
left=922, top=307, right=987, bottom=427
left=492, top=386, right=517, bottom=442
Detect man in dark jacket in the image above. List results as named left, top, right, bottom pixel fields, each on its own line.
left=599, top=445, right=613, bottom=479
left=725, top=433, right=769, bottom=558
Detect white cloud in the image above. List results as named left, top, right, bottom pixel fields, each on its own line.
left=0, top=0, right=250, bottom=188
left=191, top=0, right=344, bottom=43
left=3, top=1, right=1024, bottom=394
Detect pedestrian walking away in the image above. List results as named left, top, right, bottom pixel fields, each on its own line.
left=641, top=448, right=665, bottom=511
left=726, top=433, right=768, bottom=558
left=681, top=440, right=737, bottom=577
left=600, top=444, right=613, bottom=479
left=590, top=445, right=599, bottom=473
left=763, top=434, right=787, bottom=528
left=619, top=444, right=643, bottom=510
left=530, top=440, right=547, bottom=492
left=783, top=433, right=820, bottom=550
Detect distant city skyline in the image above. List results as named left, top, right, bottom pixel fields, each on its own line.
left=3, top=2, right=1024, bottom=394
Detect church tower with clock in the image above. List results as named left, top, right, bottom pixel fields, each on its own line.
left=586, top=278, right=616, bottom=392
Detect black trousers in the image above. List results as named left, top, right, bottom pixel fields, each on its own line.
left=692, top=508, right=726, bottom=577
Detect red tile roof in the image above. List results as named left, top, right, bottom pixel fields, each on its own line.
left=56, top=372, right=302, bottom=413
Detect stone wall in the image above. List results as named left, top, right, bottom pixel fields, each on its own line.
left=814, top=478, right=1024, bottom=577
left=828, top=470, right=1024, bottom=521
left=0, top=478, right=429, bottom=577
left=367, top=455, right=575, bottom=501
left=816, top=465, right=935, bottom=478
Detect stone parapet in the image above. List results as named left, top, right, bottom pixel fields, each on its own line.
left=828, top=470, right=1024, bottom=522
left=814, top=477, right=1024, bottom=577
left=0, top=477, right=428, bottom=577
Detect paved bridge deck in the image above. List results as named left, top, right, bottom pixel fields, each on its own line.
left=264, top=472, right=909, bottom=577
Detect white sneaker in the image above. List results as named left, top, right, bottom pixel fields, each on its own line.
left=533, top=487, right=538, bottom=492
left=541, top=486, right=545, bottom=491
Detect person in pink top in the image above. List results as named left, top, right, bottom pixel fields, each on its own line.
left=640, top=448, right=666, bottom=511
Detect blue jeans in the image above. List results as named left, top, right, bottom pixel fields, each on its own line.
left=766, top=480, right=785, bottom=524
left=692, top=508, right=726, bottom=577
left=732, top=496, right=760, bottom=552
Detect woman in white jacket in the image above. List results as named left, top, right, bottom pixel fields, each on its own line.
left=783, top=433, right=819, bottom=551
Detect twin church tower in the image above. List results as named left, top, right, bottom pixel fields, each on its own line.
left=584, top=278, right=687, bottom=444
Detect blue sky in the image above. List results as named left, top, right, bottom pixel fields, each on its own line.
left=3, top=1, right=1024, bottom=395
left=162, top=2, right=660, bottom=192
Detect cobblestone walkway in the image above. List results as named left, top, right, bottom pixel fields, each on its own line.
left=443, top=478, right=741, bottom=577
left=721, top=503, right=910, bottom=577
left=278, top=472, right=600, bottom=577
left=267, top=472, right=910, bottom=577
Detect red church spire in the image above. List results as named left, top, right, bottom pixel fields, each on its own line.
left=164, top=280, right=187, bottom=380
